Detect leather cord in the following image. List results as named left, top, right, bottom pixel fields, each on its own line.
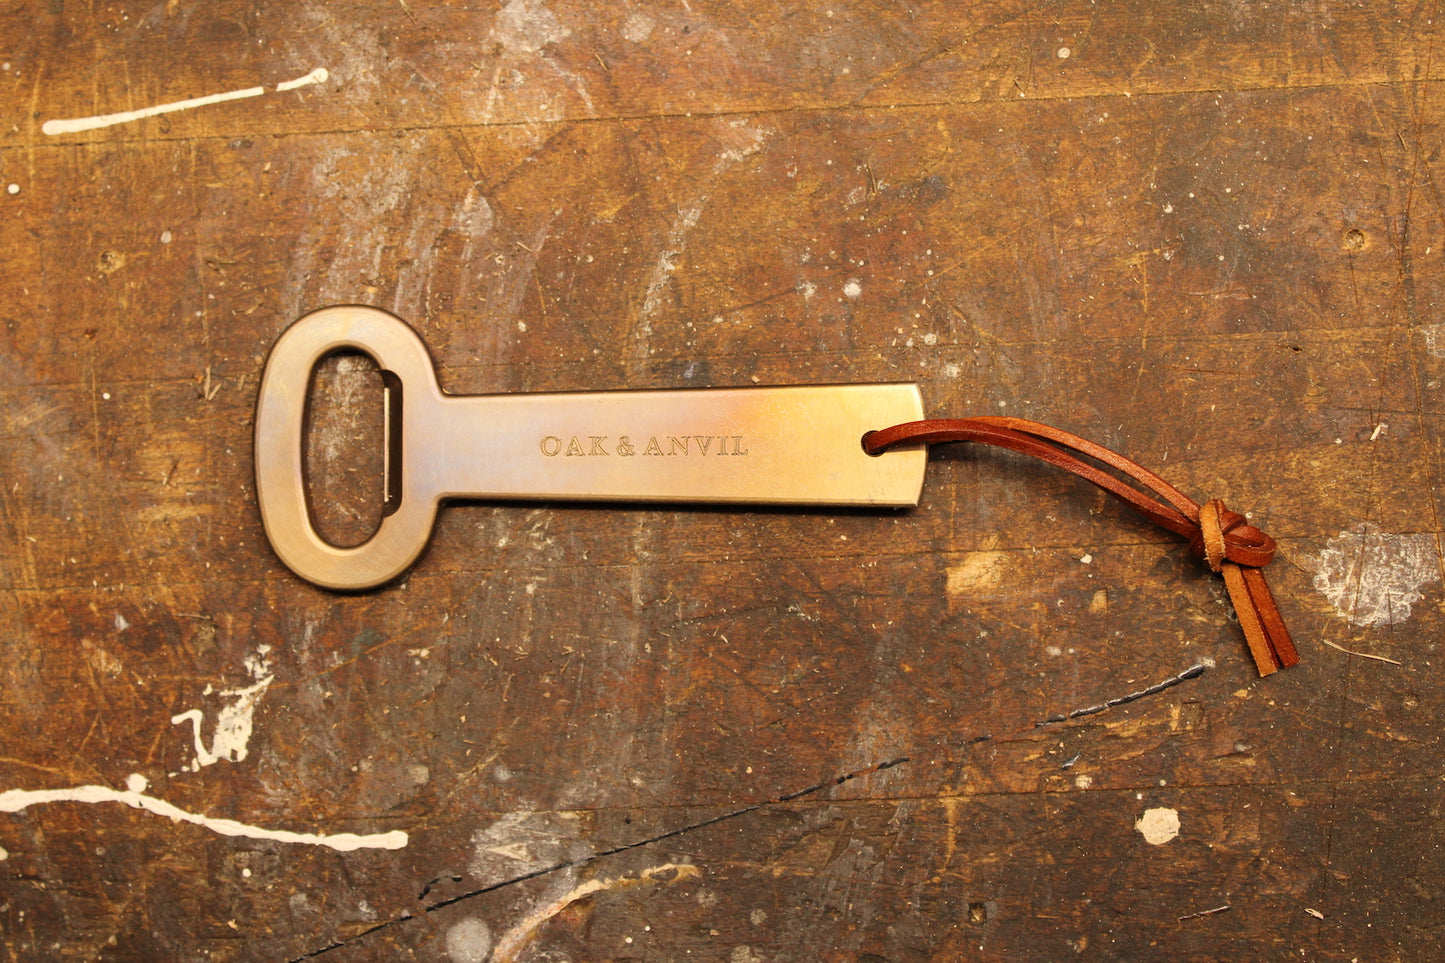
left=863, top=417, right=1299, bottom=676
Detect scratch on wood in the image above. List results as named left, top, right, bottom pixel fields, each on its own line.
left=1319, top=638, right=1403, bottom=666
left=1036, top=663, right=1207, bottom=727
left=1178, top=903, right=1231, bottom=922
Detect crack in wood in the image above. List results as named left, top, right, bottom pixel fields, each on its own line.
left=289, top=756, right=911, bottom=961
left=290, top=663, right=1207, bottom=959
left=417, top=873, right=464, bottom=900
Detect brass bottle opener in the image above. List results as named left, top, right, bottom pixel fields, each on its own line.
left=254, top=305, right=928, bottom=589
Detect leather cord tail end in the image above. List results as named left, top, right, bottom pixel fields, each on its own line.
left=1221, top=562, right=1300, bottom=676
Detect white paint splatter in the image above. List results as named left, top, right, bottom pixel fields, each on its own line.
left=276, top=68, right=330, bottom=92
left=445, top=917, right=494, bottom=963
left=621, top=11, right=655, bottom=42
left=1135, top=807, right=1179, bottom=845
left=0, top=844, right=8, bottom=860
left=843, top=278, right=863, bottom=299
left=1305, top=524, right=1440, bottom=627
left=1422, top=323, right=1445, bottom=358
left=496, top=0, right=570, bottom=54
left=0, top=776, right=406, bottom=852
left=170, top=646, right=274, bottom=770
left=42, top=67, right=328, bottom=135
left=491, top=863, right=698, bottom=963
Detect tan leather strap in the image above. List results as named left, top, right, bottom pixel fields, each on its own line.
left=863, top=417, right=1299, bottom=676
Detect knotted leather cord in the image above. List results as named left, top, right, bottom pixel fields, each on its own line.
left=863, top=417, right=1299, bottom=676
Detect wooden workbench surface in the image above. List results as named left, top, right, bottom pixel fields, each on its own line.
left=2, top=3, right=1441, bottom=960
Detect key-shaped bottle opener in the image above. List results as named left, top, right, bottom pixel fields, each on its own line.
left=254, top=305, right=928, bottom=590
left=256, top=305, right=1300, bottom=674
